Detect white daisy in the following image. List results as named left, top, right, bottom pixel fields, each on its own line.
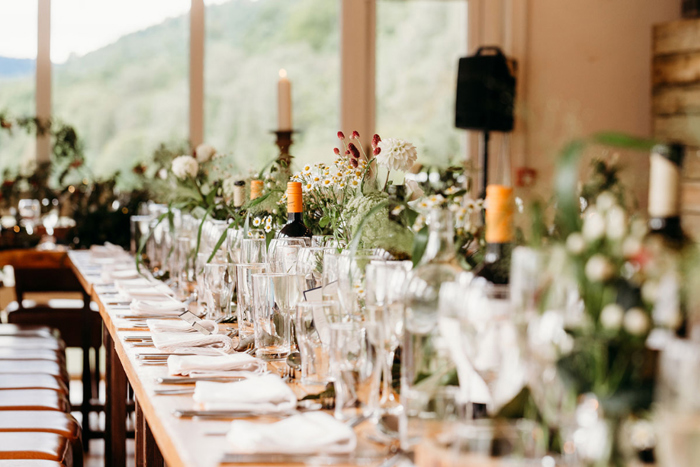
left=253, top=218, right=262, bottom=227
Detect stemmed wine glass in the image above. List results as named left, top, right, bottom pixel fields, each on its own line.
left=365, top=260, right=411, bottom=409
left=459, top=277, right=523, bottom=415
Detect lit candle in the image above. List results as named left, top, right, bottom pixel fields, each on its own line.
left=278, top=69, right=292, bottom=131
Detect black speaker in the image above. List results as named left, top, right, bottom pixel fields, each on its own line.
left=455, top=46, right=516, bottom=132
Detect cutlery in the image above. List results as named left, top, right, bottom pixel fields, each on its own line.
left=220, top=453, right=380, bottom=465
left=154, top=388, right=195, bottom=395
left=156, top=376, right=245, bottom=384
left=173, top=410, right=291, bottom=419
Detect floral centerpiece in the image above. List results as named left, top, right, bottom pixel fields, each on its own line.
left=526, top=134, right=671, bottom=466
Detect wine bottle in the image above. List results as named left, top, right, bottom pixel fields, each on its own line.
left=472, top=184, right=514, bottom=285
left=278, top=182, right=312, bottom=239
left=233, top=180, right=246, bottom=208
left=647, top=143, right=686, bottom=248
left=643, top=143, right=690, bottom=338
left=250, top=180, right=264, bottom=201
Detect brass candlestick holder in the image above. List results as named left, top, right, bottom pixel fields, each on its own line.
left=273, top=130, right=295, bottom=168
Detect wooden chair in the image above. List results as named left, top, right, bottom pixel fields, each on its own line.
left=2, top=250, right=102, bottom=449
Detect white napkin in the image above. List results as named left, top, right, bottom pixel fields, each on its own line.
left=115, top=277, right=156, bottom=289
left=167, top=354, right=267, bottom=378
left=152, top=332, right=235, bottom=355
left=124, top=288, right=174, bottom=301
left=102, top=268, right=140, bottom=282
left=226, top=411, right=357, bottom=455
left=194, top=374, right=296, bottom=412
left=147, top=319, right=218, bottom=334
left=129, top=300, right=186, bottom=316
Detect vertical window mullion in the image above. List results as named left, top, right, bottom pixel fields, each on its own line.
left=190, top=0, right=205, bottom=148
left=36, top=0, right=51, bottom=163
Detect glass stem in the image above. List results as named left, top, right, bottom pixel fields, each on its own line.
left=381, top=348, right=395, bottom=404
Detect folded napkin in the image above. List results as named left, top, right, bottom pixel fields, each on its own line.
left=102, top=268, right=140, bottom=282
left=194, top=374, right=296, bottom=412
left=226, top=411, right=357, bottom=455
left=147, top=319, right=218, bottom=334
left=123, top=285, right=174, bottom=301
left=115, top=277, right=157, bottom=289
left=129, top=300, right=186, bottom=316
left=167, top=353, right=267, bottom=378
left=152, top=332, right=235, bottom=355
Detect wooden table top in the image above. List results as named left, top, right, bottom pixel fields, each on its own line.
left=66, top=250, right=391, bottom=467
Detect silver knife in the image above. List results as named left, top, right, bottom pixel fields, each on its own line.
left=179, top=310, right=212, bottom=335
left=220, top=453, right=373, bottom=465
left=157, top=376, right=245, bottom=384
left=173, top=409, right=291, bottom=419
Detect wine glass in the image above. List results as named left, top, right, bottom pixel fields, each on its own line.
left=296, top=247, right=330, bottom=291
left=203, top=262, right=236, bottom=322
left=459, top=277, right=523, bottom=414
left=337, top=250, right=381, bottom=321
left=268, top=237, right=308, bottom=272
left=365, top=260, right=412, bottom=409
left=240, top=238, right=267, bottom=264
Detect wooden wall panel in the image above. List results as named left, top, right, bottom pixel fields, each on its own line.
left=653, top=18, right=700, bottom=238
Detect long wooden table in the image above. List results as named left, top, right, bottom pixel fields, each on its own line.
left=66, top=250, right=389, bottom=467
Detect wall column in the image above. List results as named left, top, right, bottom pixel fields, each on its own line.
left=36, top=0, right=51, bottom=163
left=189, top=0, right=205, bottom=148
left=340, top=0, right=375, bottom=149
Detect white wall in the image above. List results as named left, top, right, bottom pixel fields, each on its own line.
left=521, top=0, right=681, bottom=207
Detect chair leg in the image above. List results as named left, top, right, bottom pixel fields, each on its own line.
left=81, top=298, right=93, bottom=451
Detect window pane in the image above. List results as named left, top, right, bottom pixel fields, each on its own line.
left=376, top=0, right=467, bottom=167
left=205, top=0, right=340, bottom=170
left=52, top=0, right=190, bottom=179
left=0, top=0, right=38, bottom=174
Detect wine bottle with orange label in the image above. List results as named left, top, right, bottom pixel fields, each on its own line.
left=279, top=182, right=312, bottom=239
left=472, top=184, right=514, bottom=285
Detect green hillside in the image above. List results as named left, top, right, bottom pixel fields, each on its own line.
left=0, top=0, right=465, bottom=182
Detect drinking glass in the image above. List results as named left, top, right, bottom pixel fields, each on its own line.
left=337, top=250, right=382, bottom=320
left=194, top=252, right=209, bottom=314
left=226, top=228, right=243, bottom=264
left=236, top=263, right=268, bottom=337
left=240, top=238, right=267, bottom=264
left=130, top=214, right=153, bottom=256
left=329, top=322, right=381, bottom=421
left=203, top=263, right=236, bottom=321
left=460, top=278, right=522, bottom=414
left=295, top=301, right=338, bottom=386
left=296, top=247, right=329, bottom=291
left=269, top=244, right=301, bottom=273
left=252, top=273, right=303, bottom=360
left=365, top=260, right=411, bottom=408
left=174, top=236, right=196, bottom=300
left=322, top=251, right=341, bottom=302
left=268, top=237, right=309, bottom=272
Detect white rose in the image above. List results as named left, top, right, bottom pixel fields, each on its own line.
left=566, top=233, right=586, bottom=255
left=606, top=205, right=627, bottom=241
left=171, top=155, right=199, bottom=180
left=583, top=210, right=606, bottom=241
left=158, top=168, right=168, bottom=180
left=195, top=144, right=217, bottom=163
left=376, top=138, right=418, bottom=172
left=641, top=281, right=658, bottom=303
left=600, top=303, right=624, bottom=330
left=585, top=255, right=615, bottom=282
left=623, top=307, right=650, bottom=336
left=596, top=192, right=616, bottom=212
left=622, top=236, right=642, bottom=258
left=405, top=179, right=424, bottom=200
